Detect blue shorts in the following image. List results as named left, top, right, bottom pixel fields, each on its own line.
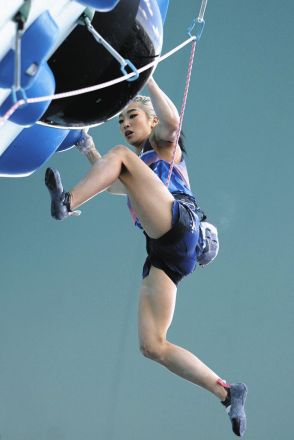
left=142, top=200, right=200, bottom=285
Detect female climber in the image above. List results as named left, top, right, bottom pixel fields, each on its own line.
left=45, top=77, right=247, bottom=437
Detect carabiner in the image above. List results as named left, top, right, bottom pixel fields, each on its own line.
left=120, top=59, right=139, bottom=81
left=188, top=18, right=205, bottom=41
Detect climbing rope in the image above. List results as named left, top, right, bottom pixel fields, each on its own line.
left=165, top=0, right=208, bottom=187
left=165, top=39, right=196, bottom=187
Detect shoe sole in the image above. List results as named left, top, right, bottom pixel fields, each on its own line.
left=230, top=384, right=248, bottom=437
left=45, top=168, right=62, bottom=193
left=232, top=417, right=242, bottom=437
left=45, top=168, right=66, bottom=220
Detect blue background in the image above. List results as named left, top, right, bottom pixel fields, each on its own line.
left=1, top=1, right=294, bottom=439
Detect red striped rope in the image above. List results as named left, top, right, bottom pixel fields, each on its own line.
left=165, top=39, right=197, bottom=187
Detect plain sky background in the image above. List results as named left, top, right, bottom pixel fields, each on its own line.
left=1, top=1, right=294, bottom=439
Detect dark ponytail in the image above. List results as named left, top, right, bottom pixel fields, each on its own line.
left=178, top=130, right=186, bottom=154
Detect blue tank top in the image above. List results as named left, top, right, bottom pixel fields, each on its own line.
left=127, top=140, right=196, bottom=229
